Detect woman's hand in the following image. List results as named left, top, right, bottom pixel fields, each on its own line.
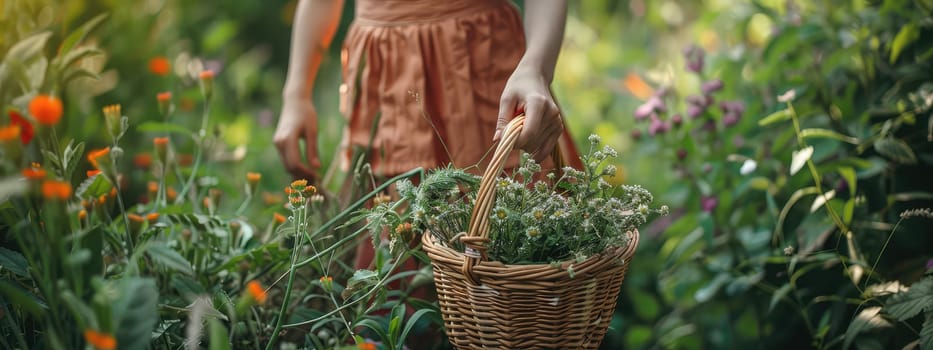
left=273, top=98, right=321, bottom=181
left=495, top=65, right=563, bottom=162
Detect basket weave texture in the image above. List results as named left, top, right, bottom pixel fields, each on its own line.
left=422, top=116, right=639, bottom=349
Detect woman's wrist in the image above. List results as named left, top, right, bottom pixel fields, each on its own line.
left=514, top=58, right=554, bottom=84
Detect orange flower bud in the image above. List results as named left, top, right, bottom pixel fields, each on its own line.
left=83, top=329, right=116, bottom=350
left=28, top=95, right=63, bottom=126
left=41, top=180, right=72, bottom=201
left=148, top=56, right=170, bottom=76
left=246, top=280, right=267, bottom=304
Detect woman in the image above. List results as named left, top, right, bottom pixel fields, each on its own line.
left=274, top=0, right=578, bottom=268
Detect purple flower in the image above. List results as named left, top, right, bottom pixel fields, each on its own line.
left=723, top=112, right=740, bottom=127
left=686, top=95, right=708, bottom=107
left=683, top=45, right=705, bottom=74
left=631, top=129, right=642, bottom=140
left=634, top=97, right=666, bottom=121
left=701, top=79, right=724, bottom=94
left=687, top=104, right=704, bottom=119
left=701, top=196, right=718, bottom=213
left=648, top=116, right=669, bottom=136
left=926, top=259, right=933, bottom=270
left=720, top=100, right=746, bottom=115
left=671, top=114, right=683, bottom=127
left=676, top=149, right=687, bottom=160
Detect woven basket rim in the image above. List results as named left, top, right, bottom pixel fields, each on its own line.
left=421, top=229, right=638, bottom=282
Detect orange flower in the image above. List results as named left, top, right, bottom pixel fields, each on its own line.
left=134, top=153, right=152, bottom=169
left=148, top=56, right=170, bottom=76
left=273, top=212, right=286, bottom=224
left=246, top=280, right=267, bottom=304
left=8, top=109, right=34, bottom=144
left=246, top=172, right=261, bottom=185
left=127, top=213, right=144, bottom=224
left=199, top=70, right=214, bottom=98
left=166, top=187, right=177, bottom=202
left=78, top=209, right=88, bottom=221
left=156, top=92, right=172, bottom=103
left=41, top=180, right=72, bottom=200
left=153, top=137, right=169, bottom=163
left=146, top=212, right=160, bottom=223
left=147, top=181, right=158, bottom=194
left=98, top=194, right=106, bottom=205
left=87, top=147, right=111, bottom=169
left=28, top=95, right=63, bottom=126
left=0, top=124, right=21, bottom=142
left=623, top=73, right=655, bottom=101
left=262, top=192, right=282, bottom=205
left=83, top=329, right=116, bottom=350
left=87, top=169, right=101, bottom=178
left=290, top=179, right=308, bottom=190
left=178, top=154, right=193, bottom=167
left=358, top=342, right=377, bottom=350
left=22, top=164, right=46, bottom=180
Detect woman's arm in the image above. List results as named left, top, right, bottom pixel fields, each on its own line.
left=495, top=0, right=568, bottom=162
left=274, top=0, right=345, bottom=181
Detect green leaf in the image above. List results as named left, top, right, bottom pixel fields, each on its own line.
left=399, top=308, right=434, bottom=347
left=885, top=277, right=933, bottom=321
left=843, top=307, right=891, bottom=350
left=839, top=167, right=857, bottom=197
left=769, top=284, right=792, bottom=313
left=774, top=187, right=819, bottom=243
left=630, top=289, right=660, bottom=320
left=59, top=14, right=108, bottom=54
left=921, top=311, right=933, bottom=350
left=62, top=67, right=101, bottom=87
left=790, top=146, right=814, bottom=176
left=0, top=280, right=44, bottom=317
left=759, top=109, right=791, bottom=126
left=146, top=244, right=194, bottom=275
left=75, top=173, right=113, bottom=199
left=890, top=23, right=919, bottom=64
left=171, top=276, right=206, bottom=303
left=208, top=318, right=231, bottom=350
left=0, top=247, right=29, bottom=277
left=57, top=47, right=104, bottom=70
left=874, top=137, right=917, bottom=164
left=136, top=121, right=195, bottom=135
left=355, top=318, right=389, bottom=346
left=799, top=128, right=859, bottom=144
left=342, top=269, right=378, bottom=300
left=695, top=273, right=729, bottom=303
left=113, top=278, right=158, bottom=350
left=3, top=32, right=52, bottom=63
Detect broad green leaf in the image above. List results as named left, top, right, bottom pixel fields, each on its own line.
left=843, top=307, right=891, bottom=350
left=146, top=244, right=194, bottom=275
left=62, top=68, right=101, bottom=87
left=59, top=14, right=108, bottom=54
left=921, top=311, right=933, bottom=350
left=0, top=247, right=29, bottom=277
left=399, top=308, right=435, bottom=347
left=799, top=128, right=859, bottom=144
left=885, top=277, right=933, bottom=321
left=354, top=318, right=389, bottom=346
left=874, top=137, right=917, bottom=164
left=890, top=23, right=919, bottom=64
left=342, top=269, right=378, bottom=300
left=57, top=47, right=104, bottom=71
left=208, top=318, right=231, bottom=350
left=0, top=280, right=44, bottom=317
left=113, top=278, right=159, bottom=350
left=790, top=146, right=814, bottom=176
left=843, top=199, right=855, bottom=225
left=759, top=109, right=791, bottom=126
left=625, top=325, right=654, bottom=349
left=171, top=276, right=206, bottom=303
left=810, top=190, right=836, bottom=213
left=4, top=32, right=52, bottom=63
left=630, top=289, right=660, bottom=320
left=75, top=173, right=113, bottom=199
left=695, top=273, right=729, bottom=303
left=60, top=291, right=97, bottom=330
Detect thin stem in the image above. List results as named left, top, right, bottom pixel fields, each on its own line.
left=862, top=217, right=903, bottom=290
left=265, top=211, right=305, bottom=349
left=176, top=101, right=211, bottom=204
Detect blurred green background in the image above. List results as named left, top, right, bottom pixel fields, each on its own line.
left=3, top=0, right=932, bottom=348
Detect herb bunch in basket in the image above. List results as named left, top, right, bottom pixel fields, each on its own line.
left=365, top=133, right=667, bottom=266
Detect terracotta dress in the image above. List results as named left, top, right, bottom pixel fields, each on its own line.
left=341, top=0, right=580, bottom=268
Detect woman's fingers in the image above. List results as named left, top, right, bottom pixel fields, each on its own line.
left=274, top=126, right=316, bottom=181
left=495, top=94, right=519, bottom=142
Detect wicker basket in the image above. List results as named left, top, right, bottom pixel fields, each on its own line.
left=422, top=116, right=639, bottom=349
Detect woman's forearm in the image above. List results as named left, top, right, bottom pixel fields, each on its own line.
left=283, top=0, right=345, bottom=99
left=518, top=0, right=568, bottom=83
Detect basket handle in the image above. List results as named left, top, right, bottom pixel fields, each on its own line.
left=459, top=115, right=532, bottom=284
